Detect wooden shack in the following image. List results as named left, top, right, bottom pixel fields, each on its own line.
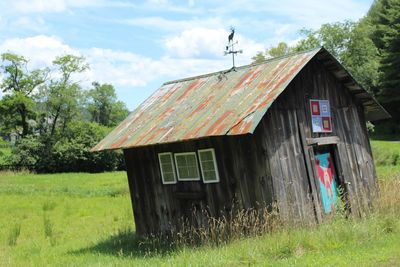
left=92, top=47, right=390, bottom=236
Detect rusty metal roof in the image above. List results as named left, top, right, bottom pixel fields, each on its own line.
left=92, top=47, right=389, bottom=151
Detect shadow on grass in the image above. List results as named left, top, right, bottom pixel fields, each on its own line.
left=71, top=230, right=178, bottom=258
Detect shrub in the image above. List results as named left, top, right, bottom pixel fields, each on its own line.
left=9, top=121, right=125, bottom=173
left=9, top=135, right=43, bottom=168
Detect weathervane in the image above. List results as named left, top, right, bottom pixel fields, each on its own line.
left=224, top=27, right=243, bottom=70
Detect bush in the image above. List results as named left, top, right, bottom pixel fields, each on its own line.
left=10, top=121, right=125, bottom=173
left=9, top=135, right=43, bottom=168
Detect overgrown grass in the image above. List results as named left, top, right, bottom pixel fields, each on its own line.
left=0, top=142, right=399, bottom=266
left=0, top=171, right=129, bottom=197
left=0, top=139, right=11, bottom=165
left=371, top=140, right=400, bottom=166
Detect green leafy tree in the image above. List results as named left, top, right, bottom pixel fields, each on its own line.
left=289, top=20, right=380, bottom=94
left=252, top=42, right=293, bottom=63
left=369, top=0, right=400, bottom=123
left=87, top=82, right=129, bottom=127
left=38, top=55, right=89, bottom=136
left=342, top=20, right=381, bottom=94
left=268, top=42, right=293, bottom=57
left=294, top=21, right=355, bottom=61
left=251, top=52, right=266, bottom=64
left=0, top=53, right=48, bottom=136
left=10, top=121, right=124, bottom=172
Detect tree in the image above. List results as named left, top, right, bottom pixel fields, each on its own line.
left=268, top=42, right=293, bottom=57
left=251, top=52, right=266, bottom=64
left=294, top=21, right=355, bottom=61
left=87, top=82, right=129, bottom=127
left=342, top=20, right=381, bottom=94
left=251, top=42, right=293, bottom=63
left=10, top=121, right=124, bottom=172
left=289, top=20, right=380, bottom=94
left=38, top=55, right=89, bottom=137
left=0, top=53, right=48, bottom=136
left=369, top=0, right=400, bottom=123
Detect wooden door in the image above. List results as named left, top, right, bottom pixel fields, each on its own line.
left=314, top=148, right=339, bottom=214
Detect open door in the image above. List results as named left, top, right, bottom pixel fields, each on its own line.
left=314, top=146, right=340, bottom=214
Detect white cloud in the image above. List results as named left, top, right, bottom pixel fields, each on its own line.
left=12, top=0, right=67, bottom=13
left=146, top=0, right=169, bottom=6
left=0, top=35, right=78, bottom=68
left=119, top=16, right=234, bottom=32
left=165, top=28, right=228, bottom=58
left=0, top=32, right=262, bottom=93
left=211, top=0, right=370, bottom=28
left=13, top=16, right=47, bottom=32
left=9, top=0, right=124, bottom=13
left=188, top=0, right=195, bottom=7
left=83, top=47, right=234, bottom=87
left=165, top=27, right=264, bottom=63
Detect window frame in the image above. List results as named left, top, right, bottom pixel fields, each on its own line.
left=158, top=152, right=177, bottom=185
left=174, top=152, right=201, bottom=181
left=198, top=148, right=220, bottom=183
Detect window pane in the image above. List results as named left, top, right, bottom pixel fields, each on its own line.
left=162, top=163, right=173, bottom=172
left=163, top=172, right=175, bottom=182
left=176, top=156, right=185, bottom=166
left=188, top=166, right=199, bottom=178
left=175, top=153, right=200, bottom=180
left=202, top=161, right=215, bottom=171
left=158, top=153, right=176, bottom=184
left=203, top=170, right=216, bottom=181
left=199, top=149, right=219, bottom=183
left=160, top=155, right=171, bottom=164
left=201, top=151, right=213, bottom=161
left=186, top=155, right=196, bottom=165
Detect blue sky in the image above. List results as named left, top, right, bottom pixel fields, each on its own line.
left=0, top=0, right=374, bottom=110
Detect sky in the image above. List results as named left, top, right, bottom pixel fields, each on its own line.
left=0, top=0, right=374, bottom=110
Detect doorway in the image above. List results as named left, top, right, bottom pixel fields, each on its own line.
left=313, top=145, right=342, bottom=214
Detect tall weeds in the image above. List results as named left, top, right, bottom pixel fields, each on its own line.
left=0, top=170, right=31, bottom=177
left=377, top=173, right=400, bottom=215
left=7, top=223, right=21, bottom=246
left=153, top=204, right=283, bottom=247
left=140, top=172, right=400, bottom=250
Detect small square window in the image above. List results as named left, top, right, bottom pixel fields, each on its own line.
left=158, top=153, right=177, bottom=184
left=174, top=152, right=200, bottom=181
left=198, top=148, right=220, bottom=183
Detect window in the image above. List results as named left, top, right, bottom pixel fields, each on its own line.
left=174, top=152, right=200, bottom=181
left=198, top=148, right=220, bottom=183
left=158, top=153, right=177, bottom=184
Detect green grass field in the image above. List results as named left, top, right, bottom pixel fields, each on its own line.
left=0, top=141, right=399, bottom=266
left=0, top=139, right=11, bottom=165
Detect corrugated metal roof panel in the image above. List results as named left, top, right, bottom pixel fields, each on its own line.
left=92, top=47, right=389, bottom=151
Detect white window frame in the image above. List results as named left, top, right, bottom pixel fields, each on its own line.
left=158, top=152, right=177, bottom=184
left=174, top=152, right=201, bottom=181
left=198, top=148, right=220, bottom=183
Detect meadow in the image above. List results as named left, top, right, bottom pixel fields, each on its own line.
left=0, top=141, right=399, bottom=266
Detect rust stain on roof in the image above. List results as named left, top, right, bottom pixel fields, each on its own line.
left=91, top=47, right=389, bottom=151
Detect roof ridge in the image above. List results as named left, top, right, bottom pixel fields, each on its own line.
left=163, top=46, right=322, bottom=85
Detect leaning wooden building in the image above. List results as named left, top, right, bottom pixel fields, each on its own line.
left=92, top=47, right=390, bottom=236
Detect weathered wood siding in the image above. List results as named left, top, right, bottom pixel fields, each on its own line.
left=124, top=133, right=275, bottom=236
left=257, top=58, right=377, bottom=220
left=124, top=57, right=377, bottom=236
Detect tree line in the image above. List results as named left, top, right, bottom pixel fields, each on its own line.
left=0, top=53, right=129, bottom=172
left=252, top=0, right=399, bottom=135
